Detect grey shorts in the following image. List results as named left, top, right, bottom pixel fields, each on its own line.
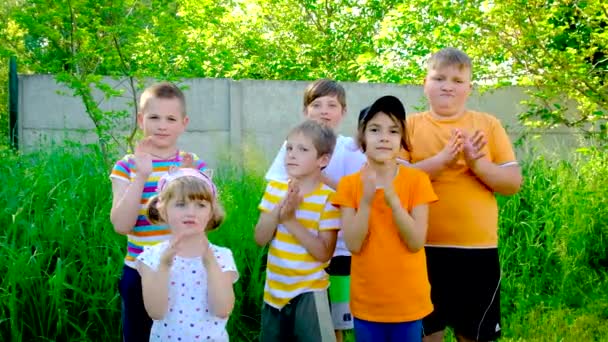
left=260, top=291, right=336, bottom=342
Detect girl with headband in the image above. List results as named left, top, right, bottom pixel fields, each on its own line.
left=136, top=164, right=238, bottom=341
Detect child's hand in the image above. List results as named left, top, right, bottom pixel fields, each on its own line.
left=202, top=244, right=216, bottom=268
left=134, top=138, right=154, bottom=178
left=462, top=130, right=487, bottom=166
left=360, top=164, right=377, bottom=205
left=181, top=152, right=195, bottom=169
left=279, top=179, right=302, bottom=223
left=380, top=179, right=400, bottom=209
left=438, top=129, right=464, bottom=167
left=160, top=232, right=187, bottom=269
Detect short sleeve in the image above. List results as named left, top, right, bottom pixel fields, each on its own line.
left=410, top=171, right=438, bottom=208
left=489, top=118, right=517, bottom=166
left=213, top=246, right=239, bottom=283
left=137, top=243, right=166, bottom=272
left=265, top=142, right=289, bottom=182
left=110, top=155, right=133, bottom=183
left=319, top=200, right=341, bottom=231
left=331, top=175, right=359, bottom=209
left=342, top=138, right=367, bottom=176
left=258, top=181, right=285, bottom=213
left=190, top=153, right=208, bottom=171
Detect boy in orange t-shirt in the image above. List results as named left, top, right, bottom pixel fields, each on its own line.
left=332, top=96, right=437, bottom=342
left=401, top=48, right=523, bottom=342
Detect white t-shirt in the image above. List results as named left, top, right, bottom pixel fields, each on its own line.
left=137, top=241, right=239, bottom=342
left=265, top=135, right=367, bottom=257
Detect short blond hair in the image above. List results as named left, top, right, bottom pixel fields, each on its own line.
left=427, top=47, right=472, bottom=72
left=139, top=82, right=186, bottom=116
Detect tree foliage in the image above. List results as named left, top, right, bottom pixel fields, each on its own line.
left=0, top=0, right=606, bottom=151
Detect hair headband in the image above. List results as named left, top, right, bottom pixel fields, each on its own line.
left=156, top=167, right=217, bottom=197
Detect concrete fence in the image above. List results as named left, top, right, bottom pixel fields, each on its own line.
left=18, top=75, right=577, bottom=168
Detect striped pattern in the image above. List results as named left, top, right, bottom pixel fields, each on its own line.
left=265, top=135, right=367, bottom=257
left=110, top=151, right=206, bottom=268
left=259, top=180, right=340, bottom=309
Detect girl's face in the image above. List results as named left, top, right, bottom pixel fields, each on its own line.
left=163, top=197, right=212, bottom=234
left=363, top=112, right=402, bottom=163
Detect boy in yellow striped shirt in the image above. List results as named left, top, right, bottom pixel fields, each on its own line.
left=254, top=120, right=340, bottom=342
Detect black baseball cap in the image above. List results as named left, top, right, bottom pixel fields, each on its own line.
left=358, top=95, right=406, bottom=128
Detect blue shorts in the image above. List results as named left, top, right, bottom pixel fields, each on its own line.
left=118, top=264, right=152, bottom=342
left=354, top=317, right=422, bottom=342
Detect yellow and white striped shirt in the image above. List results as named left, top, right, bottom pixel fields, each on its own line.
left=258, top=180, right=341, bottom=309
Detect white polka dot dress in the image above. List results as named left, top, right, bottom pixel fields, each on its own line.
left=137, top=241, right=239, bottom=342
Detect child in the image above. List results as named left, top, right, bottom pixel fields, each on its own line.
left=137, top=165, right=238, bottom=341
left=401, top=48, right=522, bottom=342
left=331, top=95, right=438, bottom=342
left=109, top=82, right=207, bottom=342
left=266, top=79, right=366, bottom=341
left=255, top=120, right=340, bottom=342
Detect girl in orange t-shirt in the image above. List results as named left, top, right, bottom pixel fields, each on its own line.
left=332, top=96, right=438, bottom=342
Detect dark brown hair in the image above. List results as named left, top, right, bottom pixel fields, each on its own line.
left=303, top=79, right=346, bottom=109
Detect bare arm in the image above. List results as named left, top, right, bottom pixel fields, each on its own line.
left=282, top=220, right=338, bottom=262
left=139, top=263, right=170, bottom=320
left=385, top=189, right=428, bottom=252
left=410, top=156, right=450, bottom=180
left=340, top=205, right=371, bottom=254
left=320, top=173, right=338, bottom=190
left=204, top=255, right=236, bottom=319
left=254, top=206, right=281, bottom=246
left=110, top=176, right=148, bottom=235
left=470, top=160, right=522, bottom=195
left=410, top=129, right=463, bottom=180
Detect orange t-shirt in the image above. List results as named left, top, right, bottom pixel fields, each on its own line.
left=331, top=165, right=438, bottom=323
left=401, top=111, right=517, bottom=247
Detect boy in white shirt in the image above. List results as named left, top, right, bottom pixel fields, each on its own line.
left=265, top=79, right=366, bottom=342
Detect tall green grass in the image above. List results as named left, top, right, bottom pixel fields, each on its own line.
left=0, top=147, right=606, bottom=341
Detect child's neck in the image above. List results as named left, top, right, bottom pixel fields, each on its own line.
left=290, top=172, right=322, bottom=194
left=175, top=234, right=207, bottom=258
left=429, top=108, right=466, bottom=120
left=368, top=159, right=399, bottom=183
left=148, top=146, right=179, bottom=160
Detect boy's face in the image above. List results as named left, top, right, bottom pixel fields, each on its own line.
left=363, top=112, right=402, bottom=163
left=424, top=65, right=472, bottom=118
left=304, top=95, right=345, bottom=130
left=284, top=132, right=329, bottom=179
left=137, top=97, right=189, bottom=151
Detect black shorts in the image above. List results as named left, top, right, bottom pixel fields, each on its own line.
left=422, top=247, right=502, bottom=342
left=325, top=255, right=351, bottom=276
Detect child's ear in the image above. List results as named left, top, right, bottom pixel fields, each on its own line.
left=202, top=168, right=214, bottom=180
left=137, top=113, right=144, bottom=129
left=318, top=153, right=331, bottom=169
